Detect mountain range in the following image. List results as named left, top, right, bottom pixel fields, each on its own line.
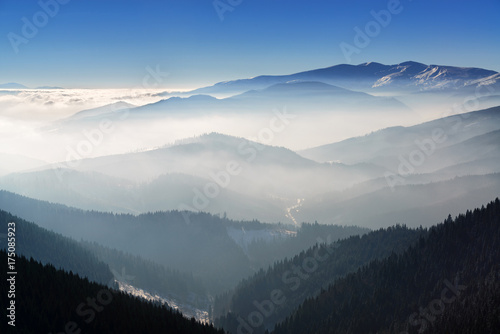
left=35, top=61, right=500, bottom=161
left=0, top=82, right=64, bottom=89
left=167, top=61, right=500, bottom=97
left=3, top=105, right=500, bottom=228
left=2, top=61, right=500, bottom=333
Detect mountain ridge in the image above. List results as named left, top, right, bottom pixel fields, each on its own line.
left=176, top=61, right=500, bottom=97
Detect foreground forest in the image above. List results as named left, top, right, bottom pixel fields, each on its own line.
left=2, top=199, right=498, bottom=333
left=272, top=199, right=500, bottom=334
left=214, top=225, right=425, bottom=332
left=0, top=250, right=225, bottom=334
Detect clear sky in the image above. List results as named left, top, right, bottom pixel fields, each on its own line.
left=1, top=0, right=499, bottom=89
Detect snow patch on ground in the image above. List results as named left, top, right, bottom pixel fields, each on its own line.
left=116, top=280, right=210, bottom=323
left=469, top=73, right=500, bottom=87
left=372, top=66, right=410, bottom=87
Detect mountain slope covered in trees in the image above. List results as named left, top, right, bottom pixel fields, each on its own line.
left=272, top=199, right=500, bottom=334
left=0, top=190, right=368, bottom=295
left=80, top=240, right=209, bottom=308
left=214, top=225, right=425, bottom=333
left=0, top=209, right=112, bottom=285
left=0, top=250, right=225, bottom=334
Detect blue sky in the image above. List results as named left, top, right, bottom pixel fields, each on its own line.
left=1, top=0, right=499, bottom=89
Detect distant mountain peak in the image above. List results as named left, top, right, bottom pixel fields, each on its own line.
left=187, top=61, right=499, bottom=97
left=359, top=61, right=384, bottom=67
left=168, top=132, right=248, bottom=148
left=68, top=101, right=136, bottom=120
left=0, top=82, right=28, bottom=89
left=397, top=61, right=426, bottom=67
left=231, top=80, right=354, bottom=100
left=36, top=86, right=64, bottom=89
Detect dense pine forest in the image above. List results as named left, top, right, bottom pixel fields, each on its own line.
left=272, top=198, right=500, bottom=334
left=214, top=225, right=425, bottom=333
left=0, top=250, right=225, bottom=334
left=80, top=240, right=209, bottom=307
left=0, top=210, right=113, bottom=285
left=245, top=223, right=370, bottom=267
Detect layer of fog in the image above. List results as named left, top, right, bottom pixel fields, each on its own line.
left=0, top=87, right=464, bottom=167
left=1, top=106, right=499, bottom=227
left=1, top=85, right=499, bottom=228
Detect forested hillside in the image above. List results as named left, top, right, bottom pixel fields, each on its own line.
left=0, top=251, right=225, bottom=334
left=272, top=199, right=500, bottom=334
left=0, top=210, right=112, bottom=285
left=80, top=240, right=208, bottom=307
left=245, top=223, right=370, bottom=267
left=0, top=190, right=368, bottom=294
left=214, top=225, right=425, bottom=333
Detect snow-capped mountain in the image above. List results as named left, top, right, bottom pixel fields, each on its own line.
left=373, top=61, right=499, bottom=90
left=175, top=61, right=499, bottom=96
